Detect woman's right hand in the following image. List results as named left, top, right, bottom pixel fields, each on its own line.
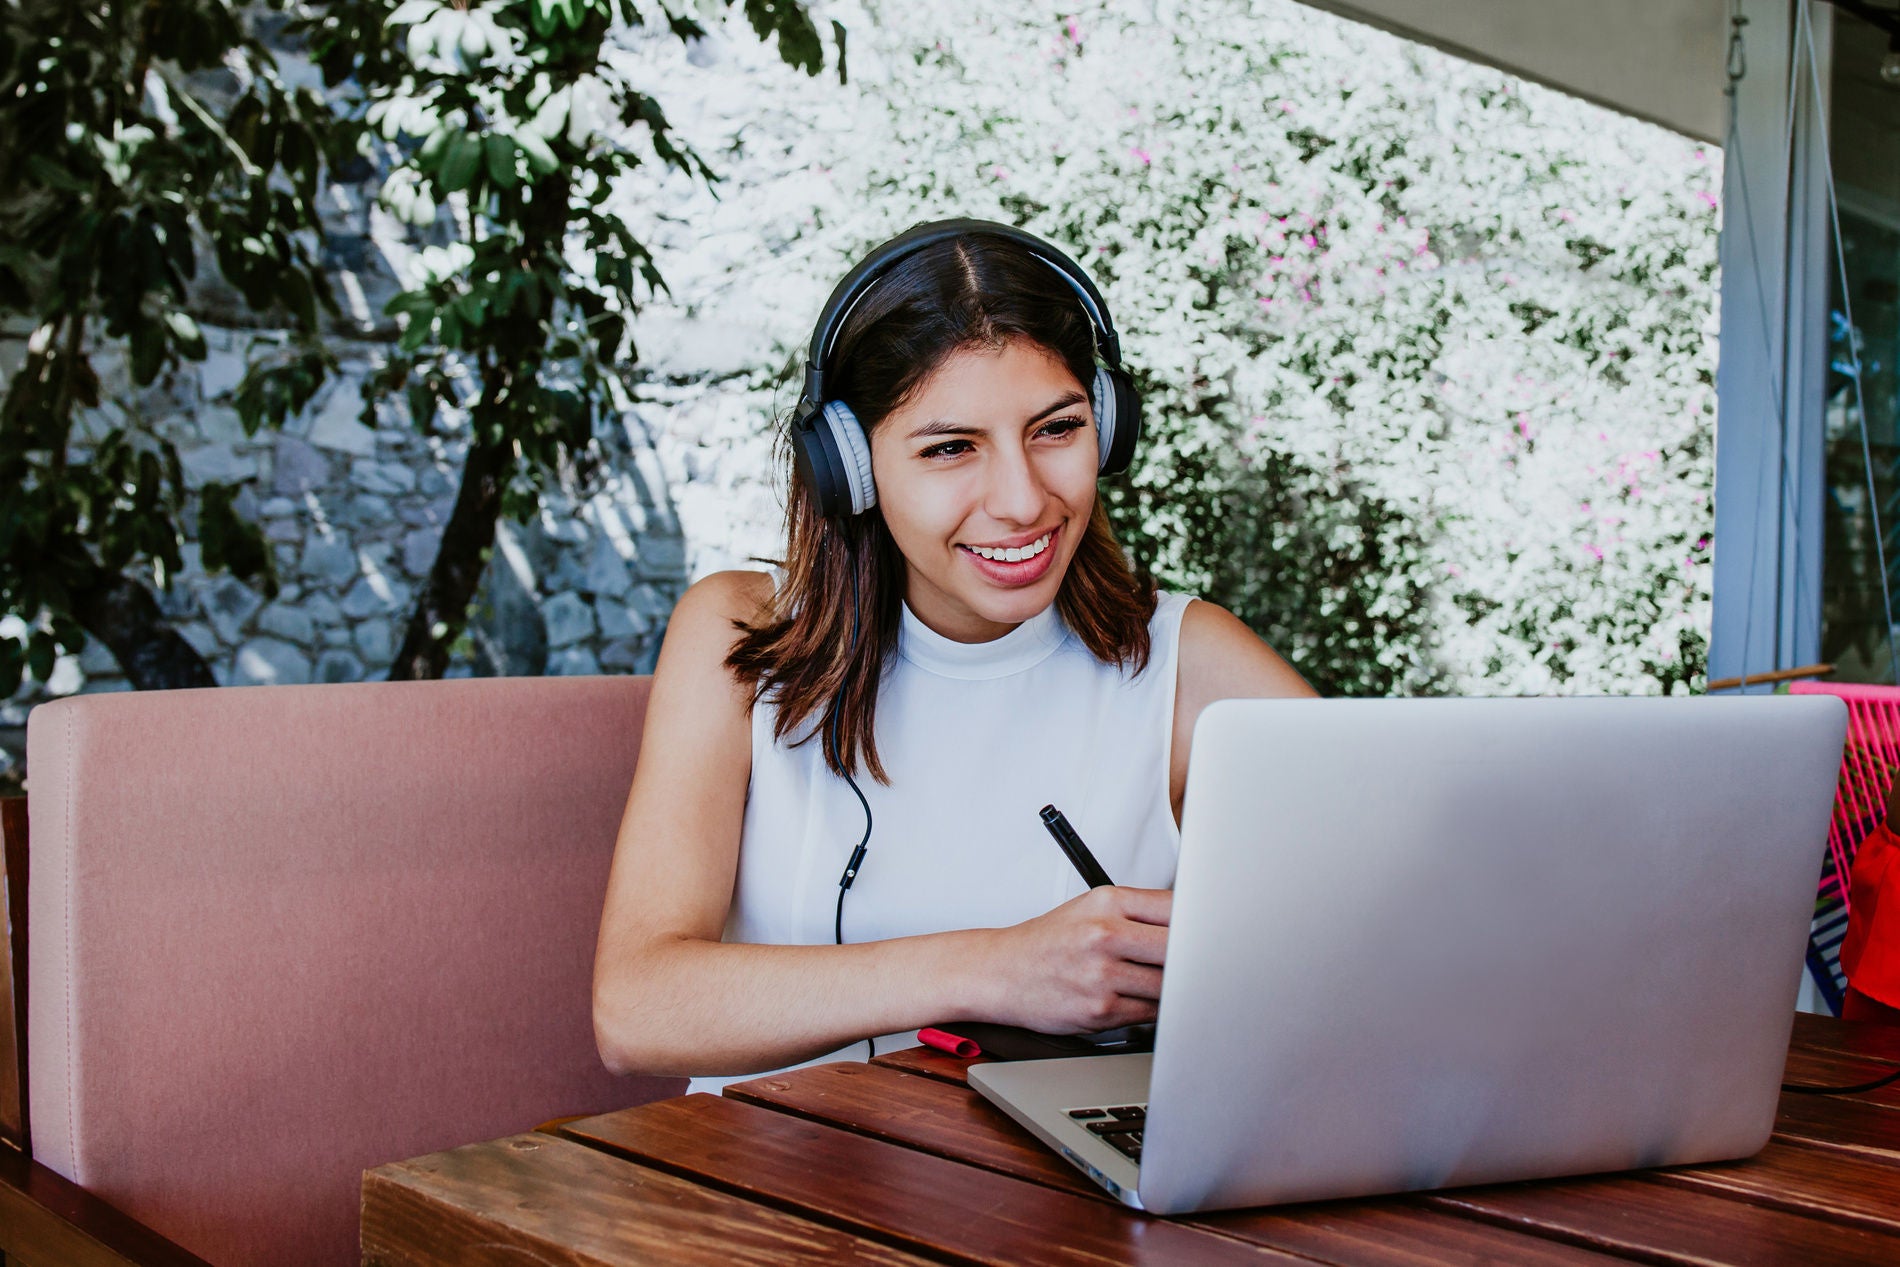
left=974, top=886, right=1172, bottom=1034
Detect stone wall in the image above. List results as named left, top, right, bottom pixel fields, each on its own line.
left=0, top=17, right=831, bottom=786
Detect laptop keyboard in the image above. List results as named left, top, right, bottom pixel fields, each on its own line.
left=1066, top=1104, right=1147, bottom=1161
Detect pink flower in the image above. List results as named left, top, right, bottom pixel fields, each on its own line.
left=1696, top=190, right=1717, bottom=209
left=1584, top=544, right=1605, bottom=562
left=1130, top=146, right=1151, bottom=166
left=1065, top=16, right=1083, bottom=44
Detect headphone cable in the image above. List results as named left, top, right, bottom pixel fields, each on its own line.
left=829, top=560, right=876, bottom=1059
left=1782, top=1062, right=1900, bottom=1096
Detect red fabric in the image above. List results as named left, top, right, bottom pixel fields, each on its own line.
left=1843, top=985, right=1900, bottom=1027
left=1843, top=819, right=1900, bottom=1010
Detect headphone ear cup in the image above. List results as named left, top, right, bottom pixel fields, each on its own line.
left=821, top=400, right=878, bottom=515
left=1091, top=367, right=1116, bottom=473
left=792, top=405, right=846, bottom=518
left=1096, top=367, right=1141, bottom=477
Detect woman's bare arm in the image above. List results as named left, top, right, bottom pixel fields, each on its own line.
left=593, top=570, right=1170, bottom=1078
left=1170, top=600, right=1318, bottom=822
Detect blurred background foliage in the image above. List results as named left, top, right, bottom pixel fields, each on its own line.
left=0, top=0, right=832, bottom=692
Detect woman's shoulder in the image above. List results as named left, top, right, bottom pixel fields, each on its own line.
left=671, top=568, right=777, bottom=631
left=1174, top=597, right=1317, bottom=700
left=653, top=569, right=777, bottom=686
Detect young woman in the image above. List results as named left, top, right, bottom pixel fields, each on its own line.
left=593, top=221, right=1316, bottom=1091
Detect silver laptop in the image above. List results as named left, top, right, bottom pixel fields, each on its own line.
left=970, top=696, right=1847, bottom=1214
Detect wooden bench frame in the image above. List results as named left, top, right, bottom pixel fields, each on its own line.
left=0, top=796, right=208, bottom=1267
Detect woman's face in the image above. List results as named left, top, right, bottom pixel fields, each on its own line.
left=869, top=337, right=1099, bottom=643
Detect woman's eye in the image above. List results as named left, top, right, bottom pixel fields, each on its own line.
left=918, top=439, right=972, bottom=460
left=1039, top=417, right=1086, bottom=439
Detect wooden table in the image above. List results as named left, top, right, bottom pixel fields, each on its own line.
left=361, top=1014, right=1900, bottom=1264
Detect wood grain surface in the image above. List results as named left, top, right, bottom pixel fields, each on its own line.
left=729, top=1061, right=1102, bottom=1196
left=1427, top=1172, right=1900, bottom=1265
left=0, top=1143, right=211, bottom=1267
left=873, top=1043, right=993, bottom=1085
left=360, top=1132, right=929, bottom=1266
left=364, top=1017, right=1900, bottom=1265
left=726, top=1062, right=1636, bottom=1264
left=1642, top=1136, right=1900, bottom=1235
left=558, top=1094, right=1294, bottom=1265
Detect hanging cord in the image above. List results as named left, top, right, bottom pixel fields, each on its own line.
left=1719, top=3, right=1826, bottom=691
left=1797, top=0, right=1900, bottom=685
left=1784, top=1061, right=1900, bottom=1096
left=829, top=559, right=876, bottom=1059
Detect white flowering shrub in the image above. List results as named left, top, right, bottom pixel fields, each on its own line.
left=614, top=0, right=1720, bottom=696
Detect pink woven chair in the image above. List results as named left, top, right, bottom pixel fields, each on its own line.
left=1788, top=682, right=1900, bottom=910
left=1789, top=681, right=1900, bottom=1012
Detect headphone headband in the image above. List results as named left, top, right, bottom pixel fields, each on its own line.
left=800, top=219, right=1124, bottom=410
left=792, top=219, right=1142, bottom=518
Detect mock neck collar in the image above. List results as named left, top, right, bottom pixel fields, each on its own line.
left=898, top=599, right=1067, bottom=680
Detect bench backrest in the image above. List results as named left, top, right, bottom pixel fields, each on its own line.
left=26, top=676, right=680, bottom=1265
left=2, top=797, right=25, bottom=1154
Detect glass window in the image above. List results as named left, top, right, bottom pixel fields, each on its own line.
left=1820, top=9, right=1900, bottom=680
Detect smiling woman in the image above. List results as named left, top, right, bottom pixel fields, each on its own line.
left=590, top=221, right=1313, bottom=1090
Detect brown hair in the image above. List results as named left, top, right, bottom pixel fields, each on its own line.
left=726, top=230, right=1158, bottom=783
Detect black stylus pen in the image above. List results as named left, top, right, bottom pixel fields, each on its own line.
left=1039, top=804, right=1115, bottom=888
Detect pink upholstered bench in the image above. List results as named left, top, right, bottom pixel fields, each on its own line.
left=6, top=676, right=680, bottom=1265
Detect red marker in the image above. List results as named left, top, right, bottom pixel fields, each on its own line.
left=917, top=1027, right=981, bottom=1058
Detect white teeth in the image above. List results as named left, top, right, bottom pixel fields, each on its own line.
left=968, top=532, right=1052, bottom=563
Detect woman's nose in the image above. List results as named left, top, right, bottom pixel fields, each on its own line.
left=985, top=441, right=1049, bottom=526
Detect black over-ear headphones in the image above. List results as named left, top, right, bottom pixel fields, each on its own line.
left=791, top=219, right=1142, bottom=519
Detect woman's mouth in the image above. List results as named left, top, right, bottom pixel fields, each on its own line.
left=958, top=529, right=1059, bottom=585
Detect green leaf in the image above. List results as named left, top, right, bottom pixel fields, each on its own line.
left=129, top=318, right=166, bottom=386
left=515, top=130, right=558, bottom=175
left=0, top=640, right=22, bottom=700
left=438, top=132, right=483, bottom=193
left=26, top=632, right=55, bottom=684
left=419, top=122, right=455, bottom=168
left=384, top=290, right=435, bottom=318
left=198, top=482, right=278, bottom=599
left=398, top=312, right=434, bottom=353
left=743, top=0, right=825, bottom=76
left=483, top=135, right=517, bottom=188
left=408, top=379, right=438, bottom=429
left=453, top=292, right=487, bottom=327
left=164, top=310, right=208, bottom=360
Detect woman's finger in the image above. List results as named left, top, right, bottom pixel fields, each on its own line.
left=1109, top=886, right=1173, bottom=927
left=1110, top=962, right=1164, bottom=1001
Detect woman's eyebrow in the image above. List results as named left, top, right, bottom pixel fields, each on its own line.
left=906, top=390, right=1088, bottom=441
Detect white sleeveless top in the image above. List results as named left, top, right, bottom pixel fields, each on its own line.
left=685, top=587, right=1196, bottom=1095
